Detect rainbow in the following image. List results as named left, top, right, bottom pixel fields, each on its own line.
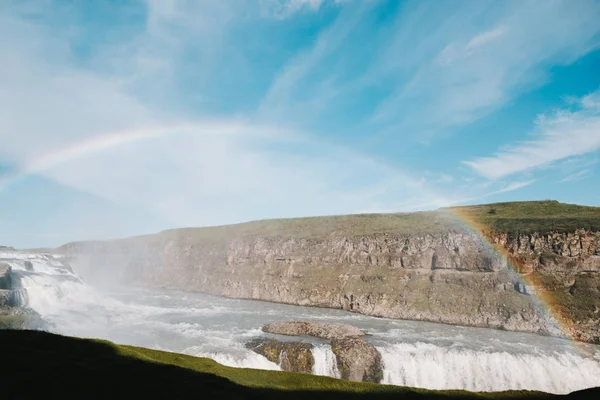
left=0, top=122, right=590, bottom=352
left=0, top=120, right=296, bottom=193
left=448, top=206, right=594, bottom=355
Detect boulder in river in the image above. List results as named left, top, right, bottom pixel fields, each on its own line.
left=24, top=261, right=34, bottom=271
left=331, top=337, right=383, bottom=383
left=259, top=321, right=383, bottom=383
left=246, top=338, right=314, bottom=373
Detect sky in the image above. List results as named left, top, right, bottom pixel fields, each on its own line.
left=1, top=0, right=600, bottom=248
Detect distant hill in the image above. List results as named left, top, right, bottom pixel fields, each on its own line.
left=100, top=200, right=600, bottom=245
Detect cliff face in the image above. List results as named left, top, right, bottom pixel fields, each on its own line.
left=60, top=207, right=600, bottom=344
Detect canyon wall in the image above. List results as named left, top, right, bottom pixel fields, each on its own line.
left=60, top=212, right=600, bottom=344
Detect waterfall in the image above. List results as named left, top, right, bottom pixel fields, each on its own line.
left=312, top=344, right=340, bottom=378
left=7, top=288, right=29, bottom=307
left=377, top=342, right=600, bottom=394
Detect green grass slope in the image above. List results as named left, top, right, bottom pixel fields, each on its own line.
left=130, top=201, right=600, bottom=243
left=152, top=200, right=600, bottom=240
left=56, top=201, right=599, bottom=251
left=450, top=200, right=600, bottom=234
left=1, top=330, right=597, bottom=399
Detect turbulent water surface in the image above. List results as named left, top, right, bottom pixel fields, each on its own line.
left=4, top=252, right=600, bottom=394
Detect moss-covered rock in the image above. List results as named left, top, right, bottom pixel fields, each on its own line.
left=246, top=338, right=314, bottom=373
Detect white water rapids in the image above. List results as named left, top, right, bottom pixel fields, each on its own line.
left=3, top=251, right=600, bottom=394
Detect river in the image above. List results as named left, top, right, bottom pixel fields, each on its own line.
left=3, top=251, right=600, bottom=394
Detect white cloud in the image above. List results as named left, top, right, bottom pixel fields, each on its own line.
left=489, top=180, right=536, bottom=195
left=258, top=2, right=364, bottom=118
left=41, top=130, right=448, bottom=227
left=558, top=168, right=593, bottom=183
left=0, top=2, right=450, bottom=243
left=261, top=0, right=347, bottom=18
left=465, top=26, right=506, bottom=51
left=254, top=0, right=600, bottom=144
left=365, top=1, right=600, bottom=138
left=463, top=89, right=600, bottom=179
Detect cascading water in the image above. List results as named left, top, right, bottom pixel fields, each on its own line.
left=4, top=252, right=280, bottom=370
left=377, top=342, right=600, bottom=394
left=3, top=251, right=600, bottom=394
left=312, top=344, right=341, bottom=378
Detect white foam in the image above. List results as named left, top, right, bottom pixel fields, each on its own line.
left=183, top=346, right=281, bottom=370
left=377, top=342, right=600, bottom=394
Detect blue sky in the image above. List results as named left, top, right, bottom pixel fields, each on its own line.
left=1, top=0, right=600, bottom=248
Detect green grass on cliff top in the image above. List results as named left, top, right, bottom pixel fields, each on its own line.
left=1, top=329, right=589, bottom=400
left=56, top=201, right=599, bottom=250
left=151, top=201, right=600, bottom=242
left=450, top=200, right=600, bottom=234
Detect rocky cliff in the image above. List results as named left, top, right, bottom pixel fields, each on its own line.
left=60, top=201, right=600, bottom=344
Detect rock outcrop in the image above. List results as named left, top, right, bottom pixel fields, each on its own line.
left=59, top=204, right=600, bottom=344
left=0, top=263, right=12, bottom=290
left=253, top=321, right=383, bottom=383
left=246, top=338, right=313, bottom=373
left=263, top=321, right=364, bottom=340
left=331, top=337, right=382, bottom=383
left=0, top=261, right=42, bottom=330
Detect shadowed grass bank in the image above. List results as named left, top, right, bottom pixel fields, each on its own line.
left=1, top=330, right=598, bottom=399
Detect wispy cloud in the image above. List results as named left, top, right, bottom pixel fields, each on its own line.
left=258, top=0, right=600, bottom=142
left=369, top=1, right=600, bottom=139
left=463, top=89, right=600, bottom=179
left=258, top=2, right=366, bottom=119
left=488, top=180, right=536, bottom=195
left=2, top=0, right=600, bottom=246
left=261, top=0, right=329, bottom=18
left=465, top=26, right=507, bottom=51
left=0, top=1, right=451, bottom=246
left=558, top=168, right=593, bottom=183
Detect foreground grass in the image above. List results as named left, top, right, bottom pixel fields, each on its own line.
left=1, top=330, right=597, bottom=399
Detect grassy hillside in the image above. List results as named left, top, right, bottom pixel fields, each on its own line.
left=56, top=201, right=600, bottom=251
left=148, top=200, right=600, bottom=240
left=450, top=200, right=600, bottom=234
left=1, top=330, right=596, bottom=399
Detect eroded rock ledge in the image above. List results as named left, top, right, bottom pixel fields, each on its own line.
left=263, top=321, right=365, bottom=340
